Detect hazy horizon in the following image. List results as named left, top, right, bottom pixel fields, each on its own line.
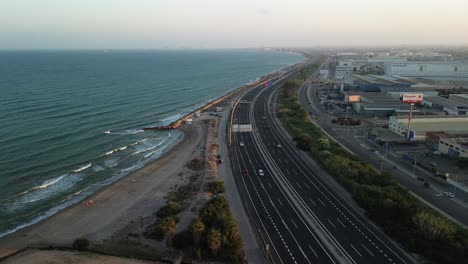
left=2, top=0, right=468, bottom=49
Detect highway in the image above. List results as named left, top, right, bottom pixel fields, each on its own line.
left=229, top=64, right=417, bottom=264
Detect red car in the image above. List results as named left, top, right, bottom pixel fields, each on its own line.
left=242, top=168, right=249, bottom=176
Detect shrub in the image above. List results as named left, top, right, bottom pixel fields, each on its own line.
left=156, top=203, right=181, bottom=218
left=73, top=238, right=90, bottom=251
left=207, top=181, right=225, bottom=195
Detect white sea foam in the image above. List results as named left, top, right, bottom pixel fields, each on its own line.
left=119, top=146, right=127, bottom=151
left=104, top=130, right=111, bottom=134
left=130, top=138, right=148, bottom=146
left=92, top=165, right=105, bottom=172
left=73, top=163, right=92, bottom=173
left=131, top=129, right=144, bottom=135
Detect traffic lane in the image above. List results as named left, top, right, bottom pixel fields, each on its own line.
left=256, top=114, right=413, bottom=264
left=255, top=92, right=413, bottom=263
left=253, top=100, right=385, bottom=263
left=235, top=133, right=315, bottom=264
left=239, top=132, right=335, bottom=264
left=233, top=134, right=292, bottom=264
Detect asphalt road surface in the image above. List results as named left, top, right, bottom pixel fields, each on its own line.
left=228, top=64, right=417, bottom=264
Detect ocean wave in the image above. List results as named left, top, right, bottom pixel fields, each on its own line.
left=130, top=138, right=148, bottom=146
left=73, top=163, right=92, bottom=173
left=159, top=113, right=184, bottom=125
left=131, top=129, right=144, bottom=135
left=6, top=172, right=84, bottom=208
left=132, top=137, right=168, bottom=155
left=103, top=145, right=128, bottom=156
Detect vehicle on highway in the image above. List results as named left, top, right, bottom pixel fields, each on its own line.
left=258, top=169, right=264, bottom=176
left=375, top=151, right=380, bottom=155
left=242, top=168, right=249, bottom=176
left=217, top=159, right=224, bottom=164
left=262, top=116, right=266, bottom=120
left=417, top=176, right=425, bottom=182
left=276, top=144, right=282, bottom=149
left=443, top=192, right=455, bottom=198
left=239, top=142, right=244, bottom=147
left=216, top=154, right=221, bottom=159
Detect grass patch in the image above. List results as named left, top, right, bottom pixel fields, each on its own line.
left=276, top=65, right=468, bottom=264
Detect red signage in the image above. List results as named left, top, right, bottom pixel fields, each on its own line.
left=401, top=93, right=423, bottom=104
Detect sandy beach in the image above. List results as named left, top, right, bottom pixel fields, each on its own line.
left=0, top=117, right=205, bottom=260
left=0, top=69, right=284, bottom=263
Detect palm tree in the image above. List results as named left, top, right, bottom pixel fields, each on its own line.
left=190, top=217, right=205, bottom=246
left=223, top=217, right=239, bottom=240
left=161, top=216, right=176, bottom=245
left=207, top=228, right=222, bottom=254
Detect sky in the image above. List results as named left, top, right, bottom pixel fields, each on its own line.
left=1, top=0, right=468, bottom=49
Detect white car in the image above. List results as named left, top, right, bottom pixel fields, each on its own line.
left=443, top=192, right=455, bottom=198
left=240, top=142, right=244, bottom=147
left=258, top=169, right=264, bottom=176
left=374, top=151, right=380, bottom=155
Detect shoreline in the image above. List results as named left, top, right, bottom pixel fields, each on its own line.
left=0, top=61, right=304, bottom=261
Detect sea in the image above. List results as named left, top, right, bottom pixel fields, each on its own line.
left=0, top=49, right=304, bottom=236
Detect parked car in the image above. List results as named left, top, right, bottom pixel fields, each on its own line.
left=242, top=168, right=249, bottom=176
left=258, top=169, right=264, bottom=176
left=277, top=144, right=282, bottom=149
left=240, top=142, right=244, bottom=147
left=417, top=176, right=425, bottom=182
left=217, top=159, right=224, bottom=164
left=216, top=154, right=221, bottom=159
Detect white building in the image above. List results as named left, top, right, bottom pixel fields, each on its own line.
left=439, top=137, right=468, bottom=158
left=384, top=61, right=468, bottom=79
left=389, top=116, right=468, bottom=140
left=335, top=59, right=366, bottom=80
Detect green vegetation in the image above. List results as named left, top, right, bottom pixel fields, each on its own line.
left=156, top=203, right=181, bottom=218
left=166, top=172, right=201, bottom=203
left=187, top=158, right=206, bottom=171
left=172, top=183, right=243, bottom=262
left=276, top=67, right=468, bottom=264
left=145, top=216, right=177, bottom=242
left=73, top=238, right=90, bottom=251
left=207, top=181, right=225, bottom=195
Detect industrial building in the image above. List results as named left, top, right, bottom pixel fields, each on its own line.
left=388, top=116, right=468, bottom=141
left=438, top=136, right=468, bottom=158
left=384, top=61, right=468, bottom=79
left=423, top=96, right=468, bottom=115
left=449, top=94, right=468, bottom=105
left=344, top=91, right=413, bottom=116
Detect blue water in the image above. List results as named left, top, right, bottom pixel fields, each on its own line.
left=0, top=49, right=304, bottom=235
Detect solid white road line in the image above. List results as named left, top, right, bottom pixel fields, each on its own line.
left=350, top=244, right=363, bottom=257
left=362, top=244, right=375, bottom=257
left=308, top=244, right=319, bottom=257
left=327, top=218, right=337, bottom=229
